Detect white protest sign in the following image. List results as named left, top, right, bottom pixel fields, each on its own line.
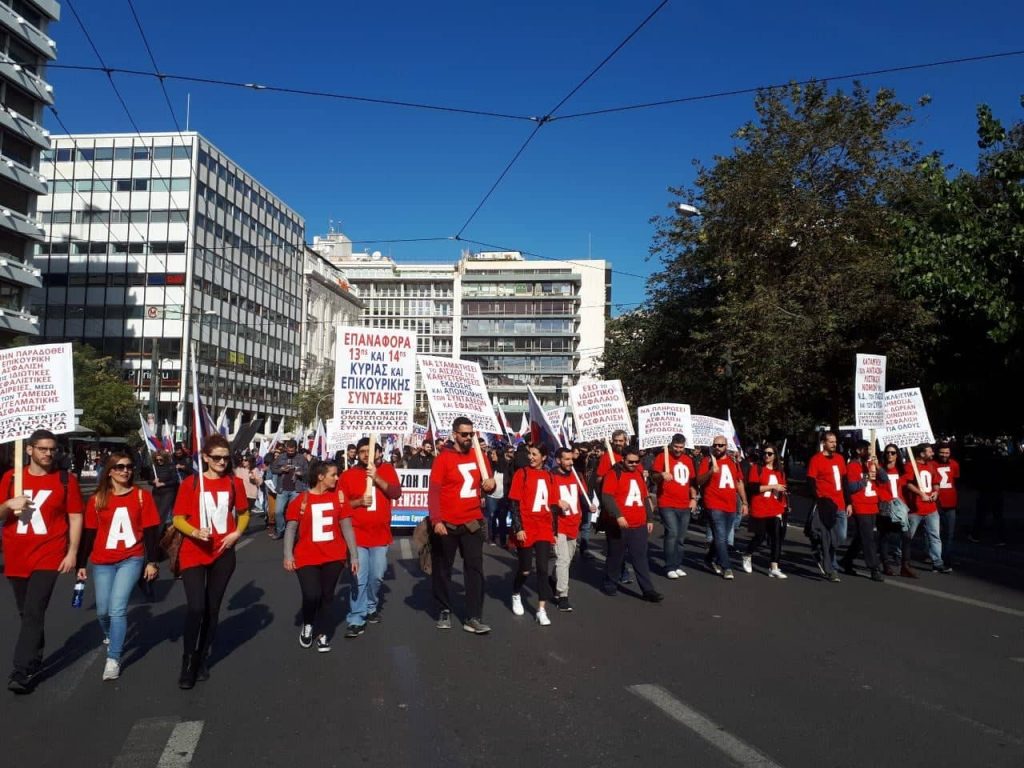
left=405, top=424, right=428, bottom=449
left=325, top=419, right=360, bottom=457
left=855, top=353, right=887, bottom=429
left=418, top=356, right=500, bottom=435
left=334, top=328, right=417, bottom=435
left=638, top=403, right=693, bottom=450
left=568, top=379, right=634, bottom=442
left=691, top=414, right=737, bottom=451
left=545, top=407, right=566, bottom=439
left=882, top=387, right=935, bottom=448
left=0, top=342, right=76, bottom=443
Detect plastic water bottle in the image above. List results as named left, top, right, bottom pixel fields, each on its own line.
left=71, top=579, right=85, bottom=609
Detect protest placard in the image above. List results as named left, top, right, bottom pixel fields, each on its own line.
left=325, top=419, right=360, bottom=457
left=638, top=403, right=693, bottom=450
left=392, top=468, right=430, bottom=527
left=545, top=407, right=566, bottom=440
left=333, top=328, right=417, bottom=434
left=691, top=415, right=737, bottom=451
left=882, top=388, right=935, bottom=448
left=568, top=380, right=633, bottom=442
left=0, top=342, right=75, bottom=444
left=855, top=353, right=887, bottom=429
left=418, top=356, right=500, bottom=435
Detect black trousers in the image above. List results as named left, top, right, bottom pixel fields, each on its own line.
left=431, top=525, right=485, bottom=619
left=181, top=549, right=236, bottom=657
left=746, top=517, right=783, bottom=563
left=841, top=515, right=881, bottom=570
left=513, top=541, right=553, bottom=602
left=296, top=561, right=344, bottom=636
left=8, top=570, right=59, bottom=676
left=604, top=525, right=654, bottom=593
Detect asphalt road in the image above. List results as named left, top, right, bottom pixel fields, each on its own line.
left=2, top=516, right=1022, bottom=768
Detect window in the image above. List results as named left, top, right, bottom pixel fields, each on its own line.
left=52, top=180, right=72, bottom=193
left=113, top=147, right=133, bottom=161
left=94, top=148, right=114, bottom=162
left=56, top=148, right=72, bottom=163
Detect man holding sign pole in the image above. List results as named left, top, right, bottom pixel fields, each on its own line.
left=427, top=417, right=495, bottom=634
left=902, top=444, right=950, bottom=574
left=651, top=434, right=697, bottom=578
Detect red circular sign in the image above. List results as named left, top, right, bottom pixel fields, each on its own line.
left=147, top=306, right=158, bottom=319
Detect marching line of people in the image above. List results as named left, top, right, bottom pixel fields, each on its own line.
left=0, top=421, right=967, bottom=695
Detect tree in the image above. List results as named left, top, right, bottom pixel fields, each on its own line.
left=293, top=370, right=333, bottom=433
left=602, top=82, right=936, bottom=438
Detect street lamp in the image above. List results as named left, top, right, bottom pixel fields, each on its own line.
left=677, top=203, right=702, bottom=218
left=313, top=394, right=329, bottom=429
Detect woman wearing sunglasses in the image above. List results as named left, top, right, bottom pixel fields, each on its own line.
left=742, top=444, right=788, bottom=578
left=171, top=434, right=250, bottom=689
left=76, top=453, right=161, bottom=681
left=875, top=443, right=911, bottom=576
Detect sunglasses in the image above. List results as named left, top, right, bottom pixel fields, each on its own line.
left=712, top=443, right=727, bottom=448
left=454, top=431, right=474, bottom=437
left=763, top=452, right=775, bottom=456
left=207, top=455, right=230, bottom=462
left=885, top=450, right=898, bottom=454
left=112, top=464, right=134, bottom=472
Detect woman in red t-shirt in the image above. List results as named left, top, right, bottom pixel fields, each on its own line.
left=76, top=453, right=161, bottom=681
left=508, top=445, right=556, bottom=626
left=171, top=435, right=250, bottom=689
left=742, top=444, right=788, bottom=578
left=283, top=461, right=357, bottom=653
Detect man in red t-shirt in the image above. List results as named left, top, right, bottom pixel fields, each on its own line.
left=427, top=417, right=495, bottom=633
left=342, top=437, right=402, bottom=633
left=599, top=448, right=663, bottom=602
left=935, top=441, right=960, bottom=568
left=0, top=430, right=84, bottom=694
left=805, top=431, right=850, bottom=581
left=550, top=447, right=584, bottom=611
left=653, top=433, right=697, bottom=578
left=696, top=435, right=748, bottom=579
left=902, top=443, right=949, bottom=573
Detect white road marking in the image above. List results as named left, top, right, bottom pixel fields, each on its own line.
left=884, top=580, right=1024, bottom=618
left=112, top=717, right=179, bottom=768
left=54, top=644, right=103, bottom=702
left=156, top=720, right=204, bottom=768
left=236, top=537, right=253, bottom=551
left=399, top=538, right=413, bottom=560
left=629, top=684, right=785, bottom=768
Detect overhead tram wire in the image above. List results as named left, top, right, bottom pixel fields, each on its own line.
left=125, top=0, right=185, bottom=135
left=551, top=48, right=1024, bottom=122
left=453, top=0, right=670, bottom=239
left=454, top=236, right=648, bottom=280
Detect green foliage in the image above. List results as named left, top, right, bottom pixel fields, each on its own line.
left=72, top=344, right=139, bottom=436
left=293, top=370, right=333, bottom=432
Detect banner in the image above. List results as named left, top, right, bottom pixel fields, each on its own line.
left=638, top=403, right=693, bottom=450
left=417, top=356, right=500, bottom=435
left=392, top=468, right=430, bottom=527
left=882, top=388, right=935, bottom=448
left=404, top=424, right=428, bottom=449
left=691, top=414, right=737, bottom=451
left=545, top=407, right=566, bottom=439
left=568, top=379, right=633, bottom=442
left=326, top=419, right=360, bottom=457
left=0, top=342, right=75, bottom=443
left=334, top=328, right=417, bottom=434
left=855, top=353, right=887, bottom=429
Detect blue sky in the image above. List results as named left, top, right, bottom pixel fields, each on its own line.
left=46, top=1, right=1024, bottom=313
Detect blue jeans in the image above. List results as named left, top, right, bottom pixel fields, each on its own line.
left=275, top=490, right=299, bottom=536
left=660, top=507, right=691, bottom=571
left=707, top=509, right=735, bottom=570
left=938, top=507, right=956, bottom=562
left=91, top=556, right=144, bottom=661
left=832, top=512, right=849, bottom=570
left=908, top=513, right=944, bottom=568
left=486, top=496, right=508, bottom=545
left=705, top=510, right=738, bottom=547
left=347, top=545, right=388, bottom=625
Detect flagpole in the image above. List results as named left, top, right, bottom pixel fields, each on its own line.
left=191, top=342, right=208, bottom=530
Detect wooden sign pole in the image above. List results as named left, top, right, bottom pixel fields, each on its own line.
left=12, top=439, right=23, bottom=500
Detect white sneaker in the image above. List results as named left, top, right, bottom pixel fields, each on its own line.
left=102, top=658, right=120, bottom=681
left=511, top=593, right=525, bottom=616
left=536, top=608, right=551, bottom=626
left=742, top=555, right=753, bottom=574
left=675, top=568, right=687, bottom=577
left=667, top=570, right=680, bottom=580
left=769, top=567, right=788, bottom=579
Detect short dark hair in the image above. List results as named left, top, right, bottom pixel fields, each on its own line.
left=670, top=433, right=687, bottom=445
left=453, top=416, right=473, bottom=431
left=27, top=429, right=56, bottom=446
left=555, top=447, right=573, bottom=460
left=935, top=441, right=951, bottom=451
left=623, top=448, right=641, bottom=461
left=284, top=439, right=297, bottom=449
left=914, top=443, right=931, bottom=458
left=356, top=437, right=382, bottom=452
left=854, top=439, right=870, bottom=450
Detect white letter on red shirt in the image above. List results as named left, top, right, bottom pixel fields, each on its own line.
left=105, top=506, right=137, bottom=549
left=457, top=462, right=478, bottom=499
left=17, top=490, right=51, bottom=535
left=310, top=502, right=334, bottom=542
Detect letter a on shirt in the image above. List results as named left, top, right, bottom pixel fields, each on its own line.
left=532, top=479, right=550, bottom=512
left=310, top=502, right=335, bottom=542
left=105, top=506, right=137, bottom=549
left=624, top=479, right=644, bottom=507
left=17, top=490, right=51, bottom=535
left=718, top=465, right=735, bottom=489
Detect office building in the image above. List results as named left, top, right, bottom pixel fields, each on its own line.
left=0, top=0, right=59, bottom=341
left=300, top=245, right=364, bottom=390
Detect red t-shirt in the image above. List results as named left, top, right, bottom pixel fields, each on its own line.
left=846, top=462, right=880, bottom=516
left=1, top=469, right=84, bottom=578
left=286, top=490, right=351, bottom=567
left=652, top=452, right=695, bottom=509
left=508, top=467, right=555, bottom=547
left=85, top=488, right=161, bottom=564
left=747, top=464, right=786, bottom=518
left=550, top=470, right=583, bottom=540
left=698, top=456, right=742, bottom=512
left=902, top=461, right=938, bottom=514
left=601, top=466, right=649, bottom=528
left=875, top=467, right=903, bottom=503
left=596, top=451, right=623, bottom=482
left=806, top=452, right=847, bottom=508
left=340, top=462, right=401, bottom=548
left=427, top=449, right=492, bottom=525
left=173, top=474, right=249, bottom=570
left=935, top=459, right=960, bottom=508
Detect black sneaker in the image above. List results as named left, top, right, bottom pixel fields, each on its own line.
left=367, top=611, right=382, bottom=624
left=315, top=634, right=331, bottom=653
left=435, top=610, right=452, bottom=630
left=557, top=596, right=573, bottom=612
left=7, top=670, right=36, bottom=695
left=602, top=584, right=618, bottom=596
left=827, top=572, right=842, bottom=583
left=869, top=569, right=885, bottom=582
left=344, top=624, right=365, bottom=639
left=299, top=624, right=314, bottom=649
left=642, top=591, right=664, bottom=603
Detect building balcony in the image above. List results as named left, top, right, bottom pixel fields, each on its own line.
left=0, top=52, right=54, bottom=105
left=0, top=305, right=38, bottom=334
left=0, top=154, right=46, bottom=194
left=0, top=255, right=41, bottom=288
left=0, top=3, right=57, bottom=60
left=0, top=207, right=44, bottom=240
left=24, top=0, right=61, bottom=23
left=0, top=105, right=48, bottom=149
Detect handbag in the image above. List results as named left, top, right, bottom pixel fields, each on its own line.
left=159, top=524, right=184, bottom=578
